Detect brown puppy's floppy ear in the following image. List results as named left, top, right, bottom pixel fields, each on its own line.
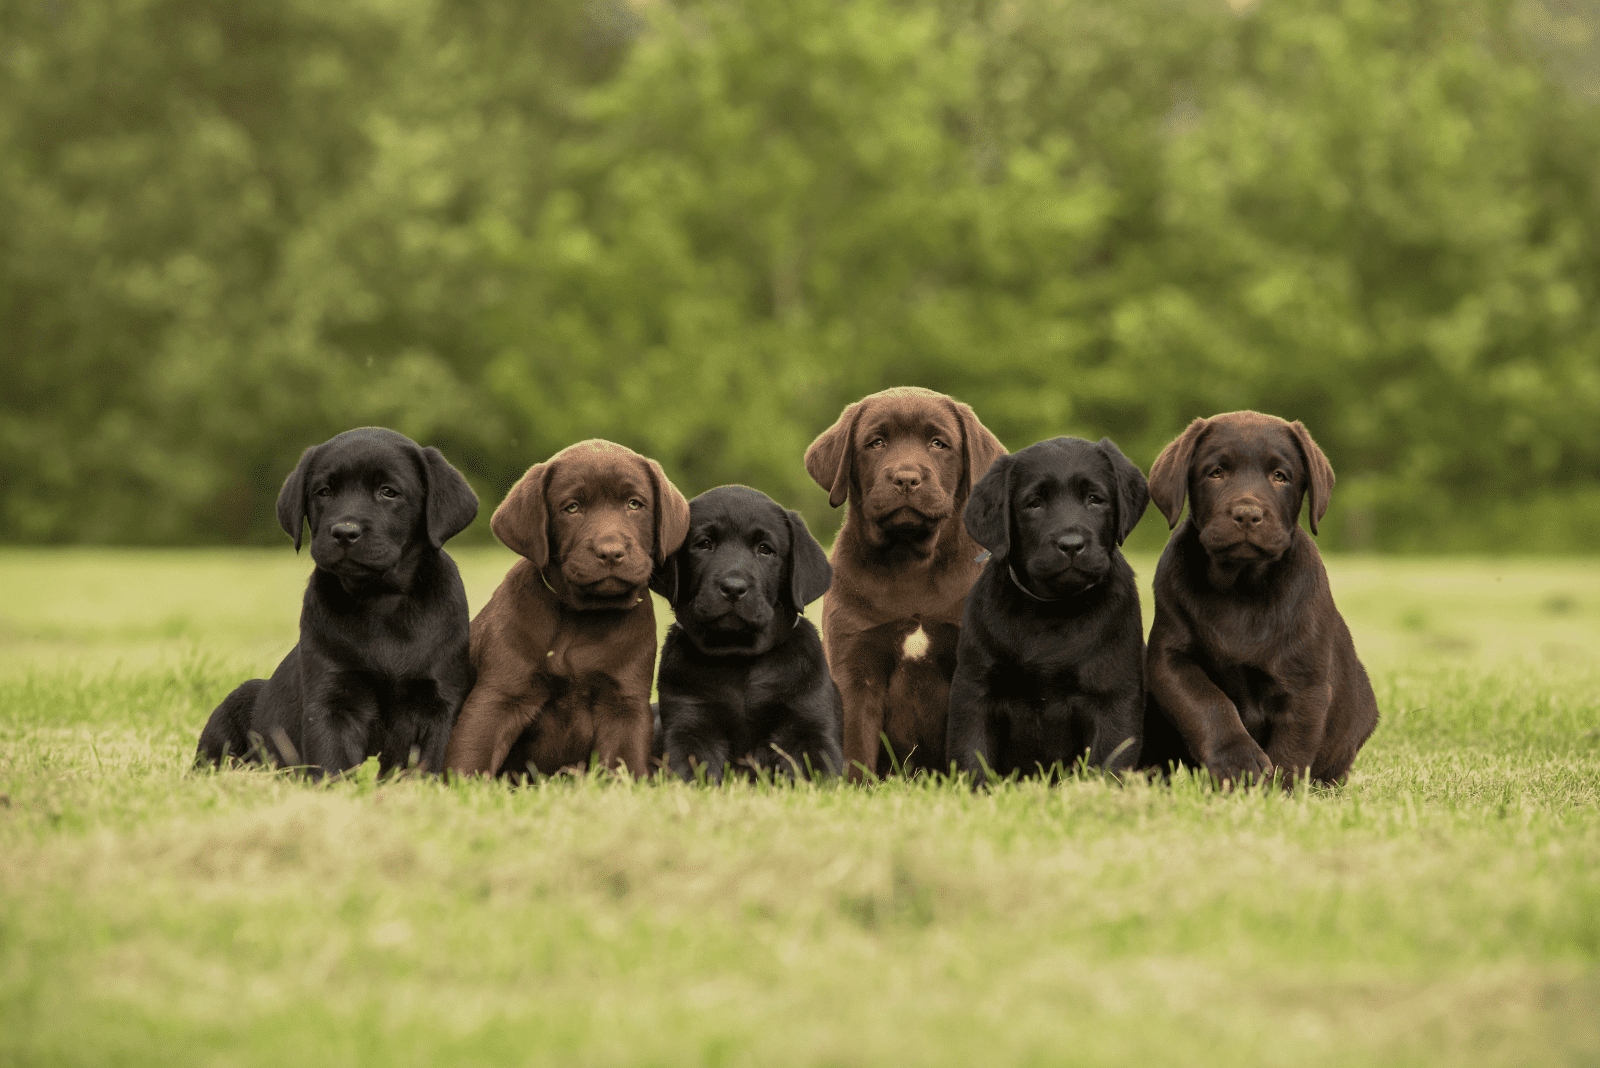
left=490, top=463, right=551, bottom=566
left=962, top=452, right=1013, bottom=559
left=275, top=444, right=319, bottom=552
left=645, top=457, right=691, bottom=565
left=804, top=401, right=862, bottom=508
left=1148, top=417, right=1209, bottom=528
left=1287, top=419, right=1336, bottom=535
left=1097, top=437, right=1150, bottom=546
left=950, top=398, right=1006, bottom=499
left=784, top=509, right=833, bottom=609
left=420, top=446, right=479, bottom=549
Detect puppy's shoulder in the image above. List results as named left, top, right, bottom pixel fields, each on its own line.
left=471, top=558, right=557, bottom=653
left=787, top=615, right=827, bottom=656
left=430, top=547, right=469, bottom=598
left=1106, top=548, right=1139, bottom=592
left=751, top=619, right=836, bottom=704
left=656, top=623, right=701, bottom=680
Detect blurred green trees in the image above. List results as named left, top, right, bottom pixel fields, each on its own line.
left=2, top=0, right=1597, bottom=550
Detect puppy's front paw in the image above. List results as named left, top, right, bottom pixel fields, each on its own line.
left=1204, top=735, right=1273, bottom=789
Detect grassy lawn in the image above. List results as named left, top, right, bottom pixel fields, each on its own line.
left=2, top=548, right=1598, bottom=1066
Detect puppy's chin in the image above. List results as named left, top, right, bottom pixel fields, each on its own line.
left=557, top=562, right=652, bottom=608
left=1197, top=524, right=1292, bottom=565
left=565, top=580, right=647, bottom=610
left=1020, top=558, right=1111, bottom=599
left=683, top=616, right=784, bottom=657
left=311, top=544, right=402, bottom=581
left=865, top=506, right=949, bottom=543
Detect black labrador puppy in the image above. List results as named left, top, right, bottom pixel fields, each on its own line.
left=946, top=437, right=1149, bottom=782
left=651, top=485, right=842, bottom=781
left=196, top=426, right=479, bottom=777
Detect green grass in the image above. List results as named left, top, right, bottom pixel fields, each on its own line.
left=2, top=549, right=1599, bottom=1066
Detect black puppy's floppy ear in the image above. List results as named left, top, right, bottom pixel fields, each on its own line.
left=648, top=553, right=680, bottom=606
left=490, top=462, right=551, bottom=566
left=1287, top=420, right=1335, bottom=535
left=275, top=444, right=319, bottom=552
left=1097, top=437, right=1150, bottom=546
left=784, top=509, right=833, bottom=608
left=421, top=446, right=479, bottom=548
left=962, top=452, right=1012, bottom=559
left=804, top=401, right=862, bottom=509
left=1148, top=417, right=1209, bottom=528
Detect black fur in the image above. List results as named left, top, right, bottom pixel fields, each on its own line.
left=946, top=437, right=1149, bottom=782
left=650, top=485, right=842, bottom=781
left=196, top=427, right=479, bottom=777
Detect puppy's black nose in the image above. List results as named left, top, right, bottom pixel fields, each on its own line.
left=1057, top=532, right=1086, bottom=556
left=1231, top=503, right=1264, bottom=528
left=718, top=577, right=749, bottom=602
left=330, top=522, right=362, bottom=545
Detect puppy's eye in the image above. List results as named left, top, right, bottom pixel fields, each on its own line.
left=693, top=538, right=714, bottom=552
left=866, top=438, right=886, bottom=449
left=627, top=498, right=645, bottom=510
left=379, top=486, right=399, bottom=500
left=562, top=502, right=580, bottom=514
left=1272, top=470, right=1291, bottom=484
left=1086, top=494, right=1105, bottom=506
left=1024, top=498, right=1043, bottom=510
left=1207, top=468, right=1225, bottom=479
left=756, top=543, right=775, bottom=556
left=314, top=487, right=332, bottom=499
left=930, top=437, right=949, bottom=450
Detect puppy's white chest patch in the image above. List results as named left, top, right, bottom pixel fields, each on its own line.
left=901, top=626, right=930, bottom=661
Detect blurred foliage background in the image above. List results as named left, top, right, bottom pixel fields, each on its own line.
left=2, top=0, right=1598, bottom=551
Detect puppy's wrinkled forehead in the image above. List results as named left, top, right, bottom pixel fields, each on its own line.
left=314, top=436, right=422, bottom=492
left=692, top=487, right=789, bottom=543
left=547, top=451, right=652, bottom=504
left=856, top=396, right=958, bottom=445
left=1194, top=418, right=1304, bottom=477
left=1014, top=439, right=1109, bottom=494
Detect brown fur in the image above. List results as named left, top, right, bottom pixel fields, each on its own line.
left=805, top=386, right=1005, bottom=778
left=444, top=440, right=690, bottom=778
left=1141, top=411, right=1378, bottom=786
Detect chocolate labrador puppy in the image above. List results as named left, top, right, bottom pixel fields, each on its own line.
left=195, top=427, right=479, bottom=776
left=652, top=485, right=841, bottom=781
left=805, top=386, right=1006, bottom=779
left=947, top=437, right=1149, bottom=781
left=444, top=440, right=689, bottom=779
left=1141, top=411, right=1379, bottom=786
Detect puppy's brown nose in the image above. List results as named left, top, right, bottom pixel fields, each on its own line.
left=890, top=468, right=922, bottom=492
left=593, top=536, right=627, bottom=565
left=330, top=522, right=362, bottom=545
left=1231, top=503, right=1264, bottom=528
